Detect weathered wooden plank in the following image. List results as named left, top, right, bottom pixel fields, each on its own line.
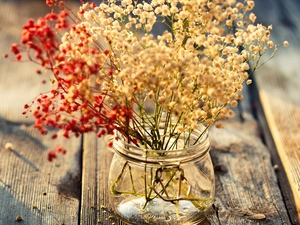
left=0, top=119, right=81, bottom=225
left=80, top=133, right=126, bottom=225
left=208, top=117, right=291, bottom=224
left=80, top=117, right=180, bottom=224
left=251, top=80, right=300, bottom=225
left=0, top=2, right=82, bottom=224
left=252, top=0, right=300, bottom=223
left=255, top=67, right=300, bottom=224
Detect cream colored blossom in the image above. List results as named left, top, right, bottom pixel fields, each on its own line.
left=53, top=0, right=281, bottom=138
left=246, top=79, right=252, bottom=85
left=5, top=142, right=14, bottom=150
left=247, top=1, right=255, bottom=10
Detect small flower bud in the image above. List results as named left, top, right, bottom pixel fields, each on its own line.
left=5, top=142, right=14, bottom=150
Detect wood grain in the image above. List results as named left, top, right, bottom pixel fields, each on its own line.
left=0, top=119, right=81, bottom=225
left=0, top=2, right=82, bottom=225
left=80, top=133, right=126, bottom=225
left=255, top=67, right=300, bottom=224
left=208, top=117, right=291, bottom=225
left=251, top=80, right=300, bottom=225
left=253, top=0, right=300, bottom=223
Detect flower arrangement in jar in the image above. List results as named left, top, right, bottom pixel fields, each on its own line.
left=9, top=0, right=288, bottom=224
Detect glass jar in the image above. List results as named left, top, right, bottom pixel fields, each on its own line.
left=108, top=126, right=214, bottom=225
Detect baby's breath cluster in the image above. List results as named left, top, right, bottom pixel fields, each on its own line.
left=11, top=0, right=286, bottom=152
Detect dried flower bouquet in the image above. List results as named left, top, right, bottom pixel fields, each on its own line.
left=10, top=0, right=285, bottom=149
left=9, top=0, right=288, bottom=223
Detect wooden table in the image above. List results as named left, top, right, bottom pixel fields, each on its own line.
left=0, top=1, right=299, bottom=224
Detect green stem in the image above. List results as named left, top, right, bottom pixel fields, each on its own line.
left=110, top=161, right=137, bottom=196
left=143, top=167, right=154, bottom=209
left=129, top=164, right=136, bottom=193
left=143, top=163, right=148, bottom=207
left=110, top=161, right=129, bottom=195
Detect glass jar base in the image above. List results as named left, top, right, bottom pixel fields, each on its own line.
left=116, top=197, right=209, bottom=225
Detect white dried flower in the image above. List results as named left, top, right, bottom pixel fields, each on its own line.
left=5, top=142, right=14, bottom=150
left=16, top=0, right=281, bottom=148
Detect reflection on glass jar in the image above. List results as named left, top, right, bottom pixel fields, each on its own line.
left=108, top=126, right=214, bottom=225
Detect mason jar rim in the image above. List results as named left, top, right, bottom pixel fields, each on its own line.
left=112, top=126, right=211, bottom=165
